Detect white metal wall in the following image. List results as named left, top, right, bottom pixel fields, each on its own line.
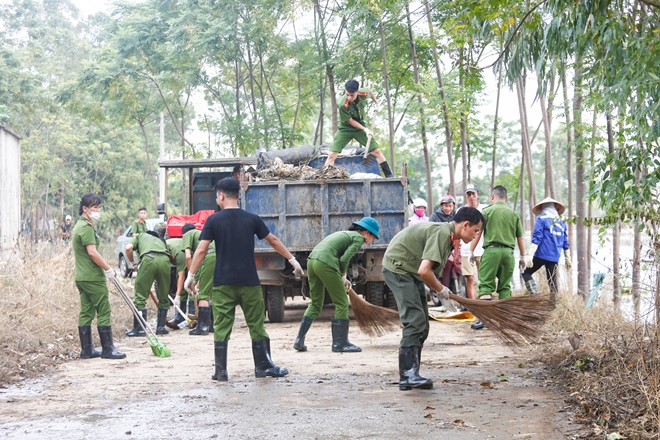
left=0, top=122, right=21, bottom=259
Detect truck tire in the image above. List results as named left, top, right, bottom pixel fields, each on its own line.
left=366, top=282, right=385, bottom=307
left=267, top=286, right=285, bottom=323
left=118, top=255, right=131, bottom=278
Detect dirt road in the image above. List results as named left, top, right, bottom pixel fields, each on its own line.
left=0, top=301, right=580, bottom=439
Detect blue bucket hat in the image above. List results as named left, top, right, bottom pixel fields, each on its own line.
left=353, top=217, right=380, bottom=239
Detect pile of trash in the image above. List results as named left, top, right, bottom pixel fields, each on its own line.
left=255, top=158, right=350, bottom=181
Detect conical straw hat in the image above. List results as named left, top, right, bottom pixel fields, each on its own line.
left=532, top=197, right=565, bottom=215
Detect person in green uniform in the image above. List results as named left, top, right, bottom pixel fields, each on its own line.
left=186, top=178, right=304, bottom=382
left=383, top=207, right=484, bottom=391
left=469, top=185, right=527, bottom=330
left=166, top=223, right=197, bottom=329
left=72, top=193, right=125, bottom=360
left=324, top=79, right=394, bottom=178
left=180, top=223, right=217, bottom=336
left=124, top=224, right=172, bottom=336
left=293, top=217, right=380, bottom=354
left=132, top=207, right=148, bottom=236
left=163, top=234, right=188, bottom=329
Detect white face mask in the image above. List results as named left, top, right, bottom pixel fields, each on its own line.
left=90, top=211, right=101, bottom=220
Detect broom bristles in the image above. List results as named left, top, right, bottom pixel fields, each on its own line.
left=450, top=293, right=556, bottom=345
left=347, top=288, right=400, bottom=337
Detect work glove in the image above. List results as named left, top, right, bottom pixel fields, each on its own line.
left=342, top=275, right=352, bottom=291
left=371, top=103, right=381, bottom=118
left=184, top=271, right=196, bottom=291
left=363, top=127, right=373, bottom=138
left=103, top=268, right=116, bottom=279
left=173, top=295, right=181, bottom=308
left=469, top=251, right=475, bottom=264
left=518, top=258, right=527, bottom=273
left=525, top=254, right=534, bottom=268
left=565, top=251, right=572, bottom=271
left=435, top=285, right=452, bottom=300
left=289, top=257, right=304, bottom=277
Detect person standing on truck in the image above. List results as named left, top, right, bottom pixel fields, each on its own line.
left=132, top=207, right=148, bottom=236
left=186, top=178, right=304, bottom=382
left=469, top=186, right=527, bottom=330
left=293, top=217, right=380, bottom=354
left=408, top=198, right=428, bottom=226
left=72, top=193, right=125, bottom=360
left=125, top=224, right=173, bottom=337
left=383, top=207, right=484, bottom=391
left=324, top=79, right=394, bottom=178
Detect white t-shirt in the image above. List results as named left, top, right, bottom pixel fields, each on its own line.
left=458, top=203, right=485, bottom=257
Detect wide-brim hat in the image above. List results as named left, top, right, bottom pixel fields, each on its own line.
left=353, top=217, right=380, bottom=239
left=533, top=197, right=565, bottom=215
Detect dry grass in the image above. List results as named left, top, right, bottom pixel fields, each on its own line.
left=536, top=284, right=660, bottom=438
left=0, top=240, right=139, bottom=385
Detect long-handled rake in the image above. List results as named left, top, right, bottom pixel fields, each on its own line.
left=111, top=277, right=171, bottom=358
left=347, top=287, right=400, bottom=337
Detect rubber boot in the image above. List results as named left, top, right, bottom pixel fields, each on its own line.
left=380, top=161, right=394, bottom=178
left=252, top=339, right=288, bottom=378
left=293, top=316, right=313, bottom=352
left=211, top=340, right=229, bottom=381
left=331, top=318, right=361, bottom=353
left=208, top=304, right=214, bottom=333
left=189, top=306, right=210, bottom=335
left=471, top=297, right=490, bottom=330
left=78, top=326, right=101, bottom=359
left=399, top=346, right=433, bottom=391
left=156, top=308, right=169, bottom=335
left=126, top=309, right=147, bottom=337
left=525, top=279, right=539, bottom=295
left=97, top=326, right=126, bottom=359
left=166, top=299, right=187, bottom=329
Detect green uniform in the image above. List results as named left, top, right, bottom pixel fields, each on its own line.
left=182, top=229, right=216, bottom=301
left=72, top=218, right=111, bottom=326
left=383, top=222, right=455, bottom=348
left=166, top=238, right=187, bottom=304
left=130, top=233, right=171, bottom=310
left=331, top=88, right=378, bottom=153
left=133, top=219, right=147, bottom=236
left=478, top=201, right=524, bottom=300
left=305, top=231, right=366, bottom=320
left=212, top=285, right=268, bottom=341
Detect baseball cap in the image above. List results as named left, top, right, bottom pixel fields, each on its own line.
left=65, top=215, right=72, bottom=220
left=440, top=195, right=455, bottom=205
left=465, top=183, right=479, bottom=194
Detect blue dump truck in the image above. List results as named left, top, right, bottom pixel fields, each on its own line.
left=159, top=149, right=408, bottom=322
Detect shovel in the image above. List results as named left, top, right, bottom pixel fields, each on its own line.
left=111, top=277, right=171, bottom=358
left=168, top=294, right=197, bottom=328
left=362, top=133, right=376, bottom=166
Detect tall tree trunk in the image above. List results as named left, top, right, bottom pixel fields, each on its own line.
left=606, top=113, right=621, bottom=308
left=491, top=68, right=502, bottom=191
left=519, top=142, right=526, bottom=231
left=573, top=60, right=589, bottom=300
left=587, top=111, right=597, bottom=281
left=632, top=167, right=642, bottom=320
left=406, top=3, right=433, bottom=209
left=313, top=0, right=338, bottom=133
left=459, top=53, right=468, bottom=194
left=314, top=78, right=325, bottom=145
left=562, top=68, right=575, bottom=265
left=424, top=0, right=454, bottom=196
left=379, top=17, right=395, bottom=168
left=538, top=77, right=556, bottom=198
left=515, top=77, right=536, bottom=230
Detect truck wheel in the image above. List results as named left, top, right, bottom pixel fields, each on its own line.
left=118, top=255, right=131, bottom=278
left=267, top=286, right=285, bottom=323
left=366, top=282, right=385, bottom=307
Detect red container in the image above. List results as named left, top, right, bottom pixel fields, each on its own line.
left=166, top=210, right=216, bottom=238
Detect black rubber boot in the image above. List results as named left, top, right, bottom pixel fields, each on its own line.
left=78, top=326, right=101, bottom=359
left=471, top=297, right=491, bottom=330
left=211, top=340, right=228, bottom=381
left=252, top=339, right=288, bottom=378
left=380, top=161, right=394, bottom=178
left=189, top=306, right=210, bottom=335
left=156, top=308, right=169, bottom=335
left=331, top=318, right=361, bottom=353
left=208, top=304, right=214, bottom=333
left=293, top=316, right=313, bottom=352
left=126, top=309, right=147, bottom=337
left=399, top=346, right=433, bottom=391
left=166, top=299, right=187, bottom=329
left=97, top=326, right=126, bottom=359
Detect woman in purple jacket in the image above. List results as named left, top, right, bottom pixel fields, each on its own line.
left=522, top=197, right=571, bottom=294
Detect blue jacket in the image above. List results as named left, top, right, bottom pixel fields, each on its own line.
left=532, top=213, right=569, bottom=263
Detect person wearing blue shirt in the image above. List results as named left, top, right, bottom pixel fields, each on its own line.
left=522, top=197, right=571, bottom=294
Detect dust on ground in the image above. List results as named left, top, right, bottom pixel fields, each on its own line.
left=0, top=300, right=584, bottom=439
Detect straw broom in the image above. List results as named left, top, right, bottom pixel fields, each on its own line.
left=448, top=293, right=556, bottom=345
left=347, top=287, right=401, bottom=337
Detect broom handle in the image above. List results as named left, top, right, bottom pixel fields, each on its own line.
left=111, top=278, right=159, bottom=340
left=168, top=294, right=191, bottom=321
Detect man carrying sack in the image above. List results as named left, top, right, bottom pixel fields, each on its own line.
left=383, top=207, right=484, bottom=391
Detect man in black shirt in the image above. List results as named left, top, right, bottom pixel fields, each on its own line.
left=187, top=178, right=303, bottom=382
